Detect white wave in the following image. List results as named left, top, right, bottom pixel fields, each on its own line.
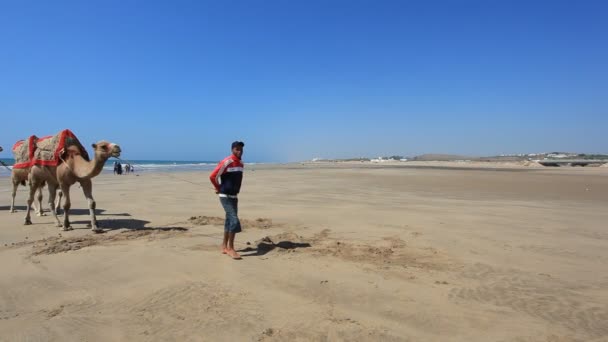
left=2, top=163, right=218, bottom=177
left=120, top=163, right=214, bottom=169
left=104, top=163, right=216, bottom=173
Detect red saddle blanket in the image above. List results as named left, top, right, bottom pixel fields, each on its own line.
left=12, top=130, right=89, bottom=169
left=12, top=135, right=38, bottom=169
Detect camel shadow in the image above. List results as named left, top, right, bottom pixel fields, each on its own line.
left=237, top=239, right=312, bottom=257
left=0, top=205, right=25, bottom=211
left=70, top=218, right=188, bottom=233
left=71, top=218, right=150, bottom=230
left=63, top=209, right=131, bottom=217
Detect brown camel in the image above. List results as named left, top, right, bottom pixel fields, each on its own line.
left=8, top=139, right=59, bottom=215
left=25, top=141, right=121, bottom=231
left=11, top=167, right=48, bottom=215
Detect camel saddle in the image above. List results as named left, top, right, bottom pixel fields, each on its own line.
left=32, top=129, right=90, bottom=166
left=12, top=135, right=38, bottom=169
left=13, top=130, right=90, bottom=169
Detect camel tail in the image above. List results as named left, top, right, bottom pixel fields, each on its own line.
left=20, top=180, right=26, bottom=186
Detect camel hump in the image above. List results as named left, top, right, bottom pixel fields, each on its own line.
left=65, top=145, right=82, bottom=156
left=58, top=146, right=83, bottom=163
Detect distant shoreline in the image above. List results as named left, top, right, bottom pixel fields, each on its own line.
left=2, top=159, right=607, bottom=178
left=0, top=159, right=270, bottom=177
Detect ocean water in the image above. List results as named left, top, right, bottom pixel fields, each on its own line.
left=0, top=158, right=241, bottom=177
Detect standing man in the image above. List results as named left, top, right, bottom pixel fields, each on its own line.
left=210, top=141, right=245, bottom=259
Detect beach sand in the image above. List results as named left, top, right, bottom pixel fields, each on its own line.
left=1, top=164, right=607, bottom=341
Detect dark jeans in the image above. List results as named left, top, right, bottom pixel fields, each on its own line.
left=220, top=197, right=242, bottom=233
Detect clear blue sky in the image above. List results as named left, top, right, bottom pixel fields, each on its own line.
left=1, top=0, right=606, bottom=161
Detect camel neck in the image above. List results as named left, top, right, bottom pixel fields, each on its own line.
left=69, top=154, right=107, bottom=179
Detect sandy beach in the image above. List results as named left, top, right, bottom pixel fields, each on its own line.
left=1, top=163, right=607, bottom=342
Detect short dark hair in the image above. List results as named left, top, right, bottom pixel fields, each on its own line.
left=231, top=141, right=245, bottom=149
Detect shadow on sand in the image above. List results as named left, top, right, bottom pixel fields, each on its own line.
left=69, top=218, right=188, bottom=233
left=0, top=205, right=26, bottom=212
left=237, top=238, right=311, bottom=257
left=63, top=209, right=131, bottom=217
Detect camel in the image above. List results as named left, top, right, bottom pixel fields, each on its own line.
left=8, top=139, right=58, bottom=215
left=25, top=141, right=121, bottom=231
left=11, top=167, right=49, bottom=215
left=10, top=168, right=61, bottom=215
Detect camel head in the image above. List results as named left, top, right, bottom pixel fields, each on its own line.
left=92, top=141, right=121, bottom=160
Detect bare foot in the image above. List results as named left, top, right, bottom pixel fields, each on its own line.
left=221, top=247, right=228, bottom=254
left=226, top=249, right=241, bottom=260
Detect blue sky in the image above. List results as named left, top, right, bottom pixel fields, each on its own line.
left=1, top=0, right=606, bottom=162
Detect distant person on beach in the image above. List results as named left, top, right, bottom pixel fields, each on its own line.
left=210, top=141, right=245, bottom=259
left=113, top=161, right=119, bottom=175
left=130, top=165, right=134, bottom=174
left=117, top=163, right=123, bottom=175
left=125, top=163, right=130, bottom=175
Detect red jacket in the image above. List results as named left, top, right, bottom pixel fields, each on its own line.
left=210, top=155, right=244, bottom=195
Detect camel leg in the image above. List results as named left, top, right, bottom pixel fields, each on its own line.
left=24, top=180, right=40, bottom=225
left=10, top=180, right=18, bottom=213
left=56, top=189, right=63, bottom=215
left=80, top=179, right=101, bottom=232
left=61, top=184, right=73, bottom=231
left=35, top=187, right=45, bottom=216
left=47, top=183, right=62, bottom=228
